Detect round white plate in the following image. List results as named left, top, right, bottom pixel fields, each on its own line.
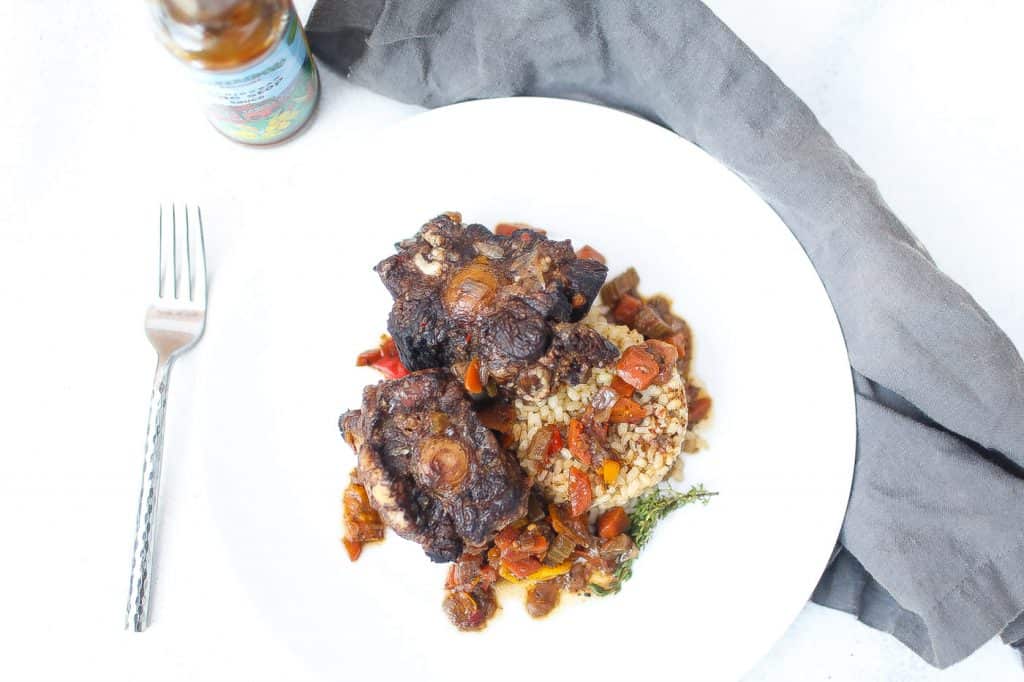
left=199, top=97, right=855, bottom=681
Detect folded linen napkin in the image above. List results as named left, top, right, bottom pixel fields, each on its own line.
left=306, top=0, right=1024, bottom=668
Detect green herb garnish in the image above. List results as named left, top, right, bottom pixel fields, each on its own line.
left=630, top=483, right=717, bottom=548
left=590, top=484, right=717, bottom=595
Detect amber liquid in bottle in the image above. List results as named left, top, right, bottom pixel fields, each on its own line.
left=151, top=0, right=320, bottom=145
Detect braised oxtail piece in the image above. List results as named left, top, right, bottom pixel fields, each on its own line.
left=340, top=369, right=529, bottom=562
left=375, top=214, right=609, bottom=385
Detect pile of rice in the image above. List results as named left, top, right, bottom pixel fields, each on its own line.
left=511, top=307, right=692, bottom=512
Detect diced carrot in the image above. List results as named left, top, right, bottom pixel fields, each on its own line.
left=494, top=222, right=546, bottom=237
left=567, top=418, right=592, bottom=466
left=612, top=294, right=644, bottom=326
left=616, top=345, right=661, bottom=390
left=575, top=245, right=606, bottom=264
left=609, top=397, right=647, bottom=424
left=610, top=375, right=634, bottom=397
left=464, top=357, right=483, bottom=393
left=342, top=538, right=363, bottom=562
left=689, top=396, right=712, bottom=423
left=568, top=467, right=593, bottom=517
left=601, top=460, right=621, bottom=485
left=596, top=507, right=629, bottom=540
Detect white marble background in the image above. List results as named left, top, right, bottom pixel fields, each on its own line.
left=1, top=1, right=1021, bottom=680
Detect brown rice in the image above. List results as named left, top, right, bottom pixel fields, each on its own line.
left=511, top=307, right=691, bottom=512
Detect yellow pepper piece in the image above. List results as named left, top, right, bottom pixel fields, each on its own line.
left=602, top=460, right=621, bottom=485
left=499, top=561, right=572, bottom=584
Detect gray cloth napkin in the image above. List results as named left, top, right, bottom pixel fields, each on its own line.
left=306, top=0, right=1024, bottom=669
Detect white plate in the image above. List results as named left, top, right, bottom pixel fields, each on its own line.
left=199, top=98, right=855, bottom=681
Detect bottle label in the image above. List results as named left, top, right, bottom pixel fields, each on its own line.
left=192, top=10, right=319, bottom=144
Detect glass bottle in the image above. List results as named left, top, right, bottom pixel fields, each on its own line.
left=150, top=0, right=320, bottom=145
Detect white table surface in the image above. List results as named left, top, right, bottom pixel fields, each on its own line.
left=2, top=1, right=1021, bottom=680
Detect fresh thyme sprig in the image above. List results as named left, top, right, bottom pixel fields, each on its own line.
left=591, top=484, right=717, bottom=596
left=629, top=483, right=717, bottom=549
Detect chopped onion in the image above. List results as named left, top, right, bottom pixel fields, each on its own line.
left=589, top=387, right=619, bottom=423
left=525, top=426, right=553, bottom=463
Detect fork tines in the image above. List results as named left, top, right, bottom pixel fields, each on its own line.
left=158, top=204, right=207, bottom=305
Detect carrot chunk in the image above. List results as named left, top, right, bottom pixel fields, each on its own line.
left=464, top=357, right=483, bottom=393
left=610, top=375, right=634, bottom=397
left=615, top=345, right=661, bottom=390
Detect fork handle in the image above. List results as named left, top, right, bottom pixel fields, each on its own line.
left=126, top=358, right=173, bottom=632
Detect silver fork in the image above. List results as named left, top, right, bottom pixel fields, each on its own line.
left=126, top=205, right=207, bottom=632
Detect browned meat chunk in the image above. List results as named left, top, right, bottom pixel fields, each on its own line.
left=442, top=585, right=498, bottom=631
left=540, top=322, right=619, bottom=386
left=375, top=214, right=609, bottom=385
left=525, top=579, right=561, bottom=618
left=339, top=369, right=529, bottom=562
left=512, top=322, right=619, bottom=401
